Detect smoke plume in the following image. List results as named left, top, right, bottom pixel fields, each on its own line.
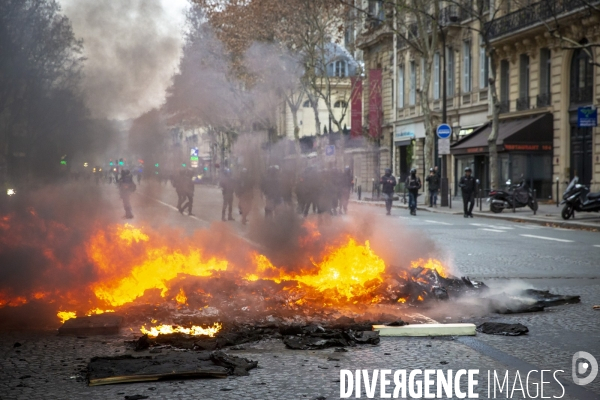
left=59, top=0, right=188, bottom=119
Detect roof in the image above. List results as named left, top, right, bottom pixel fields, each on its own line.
left=451, top=113, right=553, bottom=155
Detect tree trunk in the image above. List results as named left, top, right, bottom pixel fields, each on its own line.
left=488, top=53, right=500, bottom=191
left=419, top=59, right=435, bottom=182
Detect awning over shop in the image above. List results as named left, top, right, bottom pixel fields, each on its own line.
left=451, top=113, right=553, bottom=155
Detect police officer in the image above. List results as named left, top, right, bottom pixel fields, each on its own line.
left=173, top=169, right=186, bottom=214
left=235, top=168, right=253, bottom=225
left=220, top=168, right=235, bottom=221
left=380, top=168, right=397, bottom=215
left=405, top=168, right=421, bottom=216
left=261, top=165, right=282, bottom=218
left=339, top=166, right=353, bottom=214
left=117, top=169, right=136, bottom=219
left=459, top=167, right=477, bottom=218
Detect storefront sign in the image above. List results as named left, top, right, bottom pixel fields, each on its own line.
left=577, top=107, right=597, bottom=127
left=466, top=147, right=486, bottom=154
left=438, top=138, right=450, bottom=155
left=504, top=144, right=552, bottom=151
left=394, top=131, right=414, bottom=143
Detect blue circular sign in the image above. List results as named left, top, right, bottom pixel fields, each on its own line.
left=436, top=123, right=452, bottom=139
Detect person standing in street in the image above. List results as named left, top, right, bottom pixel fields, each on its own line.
left=380, top=168, right=397, bottom=215
left=180, top=169, right=195, bottom=216
left=220, top=168, right=235, bottom=221
left=405, top=168, right=421, bottom=216
left=235, top=168, right=253, bottom=225
left=117, top=169, right=136, bottom=219
left=425, top=168, right=440, bottom=207
left=459, top=167, right=477, bottom=218
left=339, top=166, right=353, bottom=215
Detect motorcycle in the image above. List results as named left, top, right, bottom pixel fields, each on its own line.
left=487, top=179, right=538, bottom=213
left=560, top=177, right=600, bottom=219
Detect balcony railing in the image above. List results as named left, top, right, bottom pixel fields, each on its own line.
left=536, top=92, right=552, bottom=107
left=499, top=100, right=510, bottom=113
left=516, top=96, right=530, bottom=111
left=485, top=0, right=594, bottom=40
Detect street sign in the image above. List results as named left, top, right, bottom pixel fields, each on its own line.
left=325, top=145, right=335, bottom=156
left=436, top=123, right=452, bottom=139
left=190, top=147, right=199, bottom=157
left=577, top=107, right=597, bottom=127
left=438, top=138, right=450, bottom=155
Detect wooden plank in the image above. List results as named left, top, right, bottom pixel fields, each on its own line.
left=372, top=323, right=476, bottom=337
left=88, top=370, right=228, bottom=386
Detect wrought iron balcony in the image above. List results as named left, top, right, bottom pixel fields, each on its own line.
left=536, top=92, right=552, bottom=107
left=485, top=0, right=594, bottom=40
left=516, top=96, right=530, bottom=111
left=499, top=100, right=510, bottom=113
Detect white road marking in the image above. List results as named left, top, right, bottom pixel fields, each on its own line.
left=519, top=234, right=574, bottom=243
left=479, top=228, right=506, bottom=233
left=470, top=223, right=513, bottom=230
left=594, top=245, right=600, bottom=248
left=425, top=220, right=453, bottom=225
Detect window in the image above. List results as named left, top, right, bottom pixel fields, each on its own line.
left=462, top=41, right=472, bottom=93
left=398, top=65, right=404, bottom=108
left=303, top=99, right=317, bottom=108
left=539, top=48, right=551, bottom=94
left=334, top=100, right=347, bottom=108
left=409, top=61, right=416, bottom=105
left=500, top=59, right=510, bottom=111
left=420, top=58, right=425, bottom=92
left=368, top=0, right=385, bottom=23
left=479, top=36, right=489, bottom=89
left=433, top=52, right=440, bottom=100
left=329, top=60, right=348, bottom=77
left=446, top=47, right=455, bottom=97
left=518, top=54, right=530, bottom=110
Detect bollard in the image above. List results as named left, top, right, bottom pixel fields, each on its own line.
left=479, top=188, right=483, bottom=212
left=556, top=179, right=559, bottom=207
left=512, top=189, right=516, bottom=213
left=358, top=185, right=362, bottom=201
left=449, top=188, right=452, bottom=209
left=403, top=187, right=407, bottom=204
left=533, top=189, right=537, bottom=215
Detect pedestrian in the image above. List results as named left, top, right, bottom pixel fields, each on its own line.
left=117, top=169, right=136, bottom=219
left=173, top=170, right=187, bottom=213
left=380, top=168, right=397, bottom=215
left=235, top=168, right=253, bottom=225
left=180, top=169, right=195, bottom=216
left=339, top=166, right=353, bottom=214
left=425, top=168, right=440, bottom=207
left=405, top=168, right=421, bottom=216
left=220, top=168, right=235, bottom=221
left=459, top=167, right=477, bottom=218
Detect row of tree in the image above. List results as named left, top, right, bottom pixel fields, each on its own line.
left=0, top=0, right=119, bottom=185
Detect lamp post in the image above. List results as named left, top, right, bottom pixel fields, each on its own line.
left=440, top=26, right=449, bottom=207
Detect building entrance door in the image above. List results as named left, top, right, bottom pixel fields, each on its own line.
left=570, top=125, right=593, bottom=185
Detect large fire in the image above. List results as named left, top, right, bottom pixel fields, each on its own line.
left=0, top=212, right=452, bottom=329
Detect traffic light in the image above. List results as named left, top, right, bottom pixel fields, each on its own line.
left=109, top=161, right=114, bottom=166
left=60, top=160, right=67, bottom=165
left=182, top=163, right=187, bottom=167
left=155, top=163, right=159, bottom=168
left=119, top=158, right=124, bottom=166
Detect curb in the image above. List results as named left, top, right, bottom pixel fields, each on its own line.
left=350, top=199, right=599, bottom=230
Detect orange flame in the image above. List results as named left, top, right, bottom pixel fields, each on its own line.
left=57, top=311, right=77, bottom=324
left=410, top=258, right=448, bottom=278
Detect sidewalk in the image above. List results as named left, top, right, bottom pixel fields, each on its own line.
left=351, top=195, right=600, bottom=230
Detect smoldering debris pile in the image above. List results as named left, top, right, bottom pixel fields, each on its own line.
left=128, top=317, right=384, bottom=353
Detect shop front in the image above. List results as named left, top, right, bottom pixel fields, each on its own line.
left=450, top=113, right=553, bottom=198
left=393, top=122, right=424, bottom=183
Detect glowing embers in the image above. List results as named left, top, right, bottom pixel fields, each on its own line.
left=88, top=224, right=228, bottom=307
left=140, top=322, right=222, bottom=337
left=57, top=311, right=77, bottom=324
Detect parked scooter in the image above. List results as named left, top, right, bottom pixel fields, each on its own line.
left=560, top=177, right=600, bottom=219
left=487, top=179, right=538, bottom=213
